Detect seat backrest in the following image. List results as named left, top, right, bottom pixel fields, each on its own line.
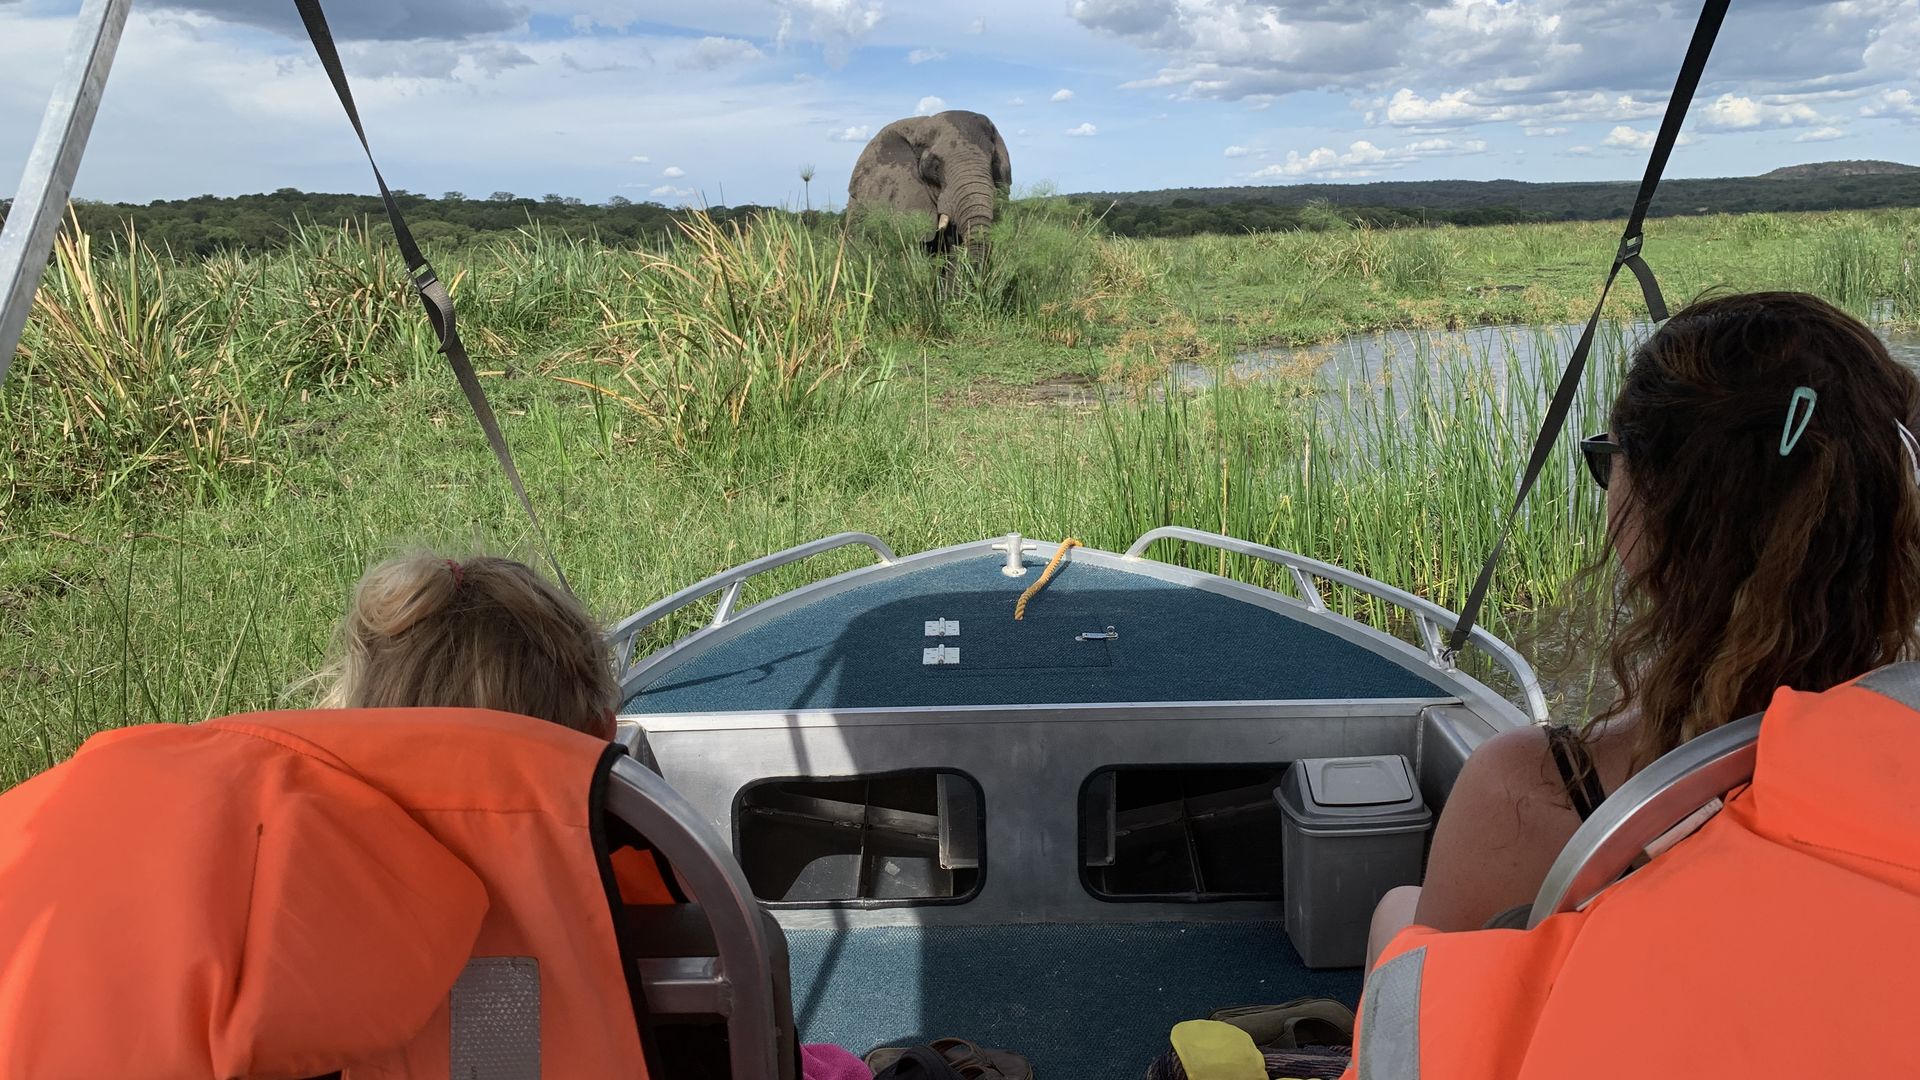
left=1528, top=712, right=1761, bottom=926
left=602, top=755, right=799, bottom=1080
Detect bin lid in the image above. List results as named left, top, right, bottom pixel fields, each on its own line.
left=1306, top=756, right=1414, bottom=806
left=1276, top=755, right=1430, bottom=832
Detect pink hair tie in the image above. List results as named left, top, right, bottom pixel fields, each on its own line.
left=446, top=559, right=464, bottom=589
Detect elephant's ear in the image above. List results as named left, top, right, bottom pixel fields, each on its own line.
left=917, top=151, right=945, bottom=187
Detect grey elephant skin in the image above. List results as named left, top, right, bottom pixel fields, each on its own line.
left=846, top=111, right=1011, bottom=259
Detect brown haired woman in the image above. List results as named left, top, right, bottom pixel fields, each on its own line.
left=318, top=552, right=619, bottom=739
left=1368, top=291, right=1920, bottom=964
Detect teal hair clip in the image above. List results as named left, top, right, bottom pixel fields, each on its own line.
left=1780, top=386, right=1818, bottom=456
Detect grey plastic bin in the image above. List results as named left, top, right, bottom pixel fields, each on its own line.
left=1277, top=755, right=1432, bottom=969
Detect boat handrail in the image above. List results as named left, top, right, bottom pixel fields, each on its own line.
left=1123, top=526, right=1550, bottom=723
left=607, top=532, right=897, bottom=673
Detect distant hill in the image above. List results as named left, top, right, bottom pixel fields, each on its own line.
left=1072, top=162, right=1920, bottom=237
left=1761, top=160, right=1920, bottom=179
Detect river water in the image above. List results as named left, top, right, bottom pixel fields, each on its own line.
left=1175, top=319, right=1920, bottom=397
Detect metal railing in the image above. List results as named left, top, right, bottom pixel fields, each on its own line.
left=1123, top=526, right=1550, bottom=723
left=1529, top=713, right=1760, bottom=926
left=607, top=532, right=896, bottom=672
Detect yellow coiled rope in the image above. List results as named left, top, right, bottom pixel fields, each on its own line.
left=1013, top=537, right=1082, bottom=621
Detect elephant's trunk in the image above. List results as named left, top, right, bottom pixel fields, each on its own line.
left=939, top=144, right=997, bottom=262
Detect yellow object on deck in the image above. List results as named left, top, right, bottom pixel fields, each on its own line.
left=1168, top=1020, right=1267, bottom=1080
left=1012, top=537, right=1082, bottom=620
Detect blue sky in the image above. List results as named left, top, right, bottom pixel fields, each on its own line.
left=2, top=0, right=1916, bottom=207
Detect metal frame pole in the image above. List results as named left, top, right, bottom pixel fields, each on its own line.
left=0, top=0, right=133, bottom=386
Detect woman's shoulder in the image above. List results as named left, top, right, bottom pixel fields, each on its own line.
left=1458, top=719, right=1636, bottom=811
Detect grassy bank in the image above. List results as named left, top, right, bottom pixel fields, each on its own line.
left=3, top=203, right=1915, bottom=785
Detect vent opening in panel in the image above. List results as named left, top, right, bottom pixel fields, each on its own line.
left=1082, top=765, right=1289, bottom=902
left=735, top=770, right=982, bottom=907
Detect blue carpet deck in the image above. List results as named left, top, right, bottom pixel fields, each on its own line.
left=628, top=554, right=1443, bottom=713
left=785, top=922, right=1361, bottom=1079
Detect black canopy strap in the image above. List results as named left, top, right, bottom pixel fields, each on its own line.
left=290, top=0, right=571, bottom=592
left=1445, top=0, right=1729, bottom=660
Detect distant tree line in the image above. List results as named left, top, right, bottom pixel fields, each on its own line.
left=1074, top=169, right=1920, bottom=236
left=4, top=166, right=1916, bottom=255
left=0, top=188, right=777, bottom=258
left=1081, top=198, right=1549, bottom=238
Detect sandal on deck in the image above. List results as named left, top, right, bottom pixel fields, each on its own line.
left=1207, top=999, right=1355, bottom=1049
left=865, top=1038, right=1034, bottom=1080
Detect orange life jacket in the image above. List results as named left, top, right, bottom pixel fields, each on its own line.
left=1348, top=668, right=1920, bottom=1079
left=0, top=708, right=662, bottom=1079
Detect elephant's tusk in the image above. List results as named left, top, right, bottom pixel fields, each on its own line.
left=936, top=213, right=950, bottom=232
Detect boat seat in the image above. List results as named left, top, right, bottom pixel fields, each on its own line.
left=1528, top=712, right=1762, bottom=926
left=602, top=752, right=802, bottom=1080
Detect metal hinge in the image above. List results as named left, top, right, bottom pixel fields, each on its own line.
left=922, top=645, right=961, bottom=666
left=924, top=618, right=961, bottom=637
left=1076, top=626, right=1119, bottom=642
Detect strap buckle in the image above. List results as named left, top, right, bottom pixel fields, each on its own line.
left=1615, top=233, right=1645, bottom=265
left=411, top=264, right=440, bottom=292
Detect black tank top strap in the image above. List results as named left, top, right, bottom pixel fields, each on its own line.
left=1546, top=725, right=1608, bottom=822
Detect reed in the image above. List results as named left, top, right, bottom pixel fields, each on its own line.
left=4, top=222, right=281, bottom=505
left=559, top=210, right=887, bottom=451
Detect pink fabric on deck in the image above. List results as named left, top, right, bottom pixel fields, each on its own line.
left=803, top=1043, right=871, bottom=1080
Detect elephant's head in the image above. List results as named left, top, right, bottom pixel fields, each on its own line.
left=846, top=110, right=1012, bottom=260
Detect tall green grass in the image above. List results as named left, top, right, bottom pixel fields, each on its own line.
left=559, top=210, right=890, bottom=452
left=4, top=205, right=1915, bottom=782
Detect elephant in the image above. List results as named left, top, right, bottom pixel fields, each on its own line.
left=846, top=110, right=1011, bottom=260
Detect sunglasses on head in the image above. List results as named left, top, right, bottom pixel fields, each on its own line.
left=1580, top=432, right=1624, bottom=489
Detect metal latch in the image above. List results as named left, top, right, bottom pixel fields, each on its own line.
left=924, top=618, right=960, bottom=637
left=922, top=645, right=961, bottom=666
left=1076, top=626, right=1119, bottom=642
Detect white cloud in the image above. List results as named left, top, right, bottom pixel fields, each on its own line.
left=1601, top=125, right=1698, bottom=151
left=1386, top=88, right=1480, bottom=126
left=650, top=184, right=694, bottom=199
left=1065, top=122, right=1098, bottom=136
left=1223, top=144, right=1250, bottom=157
left=1068, top=0, right=1912, bottom=157
left=662, top=165, right=687, bottom=177
left=832, top=124, right=873, bottom=142
left=775, top=0, right=883, bottom=66
left=1007, top=96, right=1026, bottom=106
left=1383, top=87, right=1662, bottom=130
left=1796, top=125, right=1847, bottom=142
left=629, top=154, right=651, bottom=163
left=1051, top=88, right=1074, bottom=102
left=335, top=39, right=535, bottom=80
left=1523, top=126, right=1568, bottom=137
left=916, top=95, right=946, bottom=115
left=968, top=17, right=987, bottom=34
left=1698, top=93, right=1820, bottom=130
left=907, top=48, right=946, bottom=64
left=1252, top=136, right=1488, bottom=179
left=1863, top=88, right=1920, bottom=120
left=1603, top=125, right=1654, bottom=150
left=676, top=36, right=765, bottom=71
left=1566, top=145, right=1596, bottom=156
